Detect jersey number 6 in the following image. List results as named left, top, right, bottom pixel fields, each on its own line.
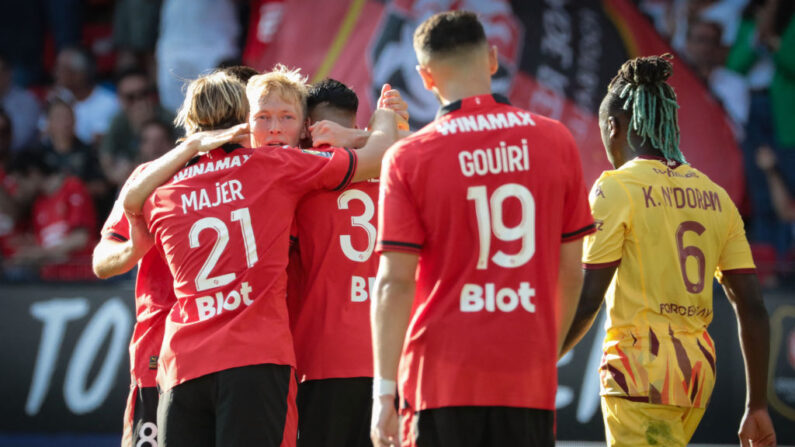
left=676, top=220, right=706, bottom=294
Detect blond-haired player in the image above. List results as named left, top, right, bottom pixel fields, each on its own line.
left=562, top=55, right=776, bottom=447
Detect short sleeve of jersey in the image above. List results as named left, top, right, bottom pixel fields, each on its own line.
left=715, top=197, right=755, bottom=280
left=560, top=128, right=596, bottom=241
left=100, top=163, right=150, bottom=242
left=376, top=145, right=423, bottom=254
left=276, top=147, right=357, bottom=194
left=583, top=174, right=630, bottom=268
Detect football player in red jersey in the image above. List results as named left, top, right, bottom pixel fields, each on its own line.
left=93, top=162, right=176, bottom=447
left=288, top=78, right=408, bottom=447
left=370, top=11, right=594, bottom=447
left=91, top=65, right=260, bottom=447
left=121, top=67, right=398, bottom=447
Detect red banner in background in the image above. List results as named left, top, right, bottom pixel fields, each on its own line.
left=247, top=0, right=743, bottom=203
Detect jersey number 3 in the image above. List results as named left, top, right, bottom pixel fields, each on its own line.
left=337, top=189, right=376, bottom=263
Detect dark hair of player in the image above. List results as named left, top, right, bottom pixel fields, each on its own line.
left=603, top=54, right=686, bottom=164
left=412, top=10, right=486, bottom=61
left=222, top=65, right=260, bottom=84
left=307, top=78, right=358, bottom=115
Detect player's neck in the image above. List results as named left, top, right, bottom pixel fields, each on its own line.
left=635, top=145, right=665, bottom=159
left=437, top=78, right=492, bottom=106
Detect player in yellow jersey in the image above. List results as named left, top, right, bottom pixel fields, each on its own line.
left=562, top=54, right=777, bottom=447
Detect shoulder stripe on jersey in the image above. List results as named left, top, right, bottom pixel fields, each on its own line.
left=333, top=147, right=356, bottom=191
left=583, top=260, right=621, bottom=270
left=720, top=268, right=756, bottom=275
left=378, top=240, right=422, bottom=252
left=562, top=223, right=596, bottom=241
left=104, top=231, right=129, bottom=242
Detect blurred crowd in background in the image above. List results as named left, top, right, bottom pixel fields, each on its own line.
left=0, top=0, right=792, bottom=287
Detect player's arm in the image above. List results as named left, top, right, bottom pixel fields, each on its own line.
left=371, top=251, right=417, bottom=447
left=557, top=239, right=584, bottom=355
left=93, top=239, right=136, bottom=279
left=561, top=265, right=615, bottom=355
left=92, top=214, right=154, bottom=279
left=311, top=123, right=413, bottom=149
left=350, top=108, right=398, bottom=184
left=309, top=121, right=370, bottom=148
left=122, top=123, right=249, bottom=215
left=722, top=272, right=777, bottom=447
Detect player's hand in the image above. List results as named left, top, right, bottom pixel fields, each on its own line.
left=738, top=407, right=776, bottom=447
left=188, top=123, right=250, bottom=154
left=309, top=120, right=362, bottom=148
left=371, top=395, right=399, bottom=447
left=125, top=210, right=154, bottom=259
left=377, top=83, right=410, bottom=131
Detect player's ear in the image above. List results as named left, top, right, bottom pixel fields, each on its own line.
left=488, top=45, right=499, bottom=75
left=607, top=116, right=620, bottom=141
left=416, top=65, right=435, bottom=91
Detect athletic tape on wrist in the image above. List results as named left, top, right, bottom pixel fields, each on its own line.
left=373, top=377, right=397, bottom=398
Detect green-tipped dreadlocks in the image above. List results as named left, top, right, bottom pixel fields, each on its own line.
left=607, top=54, right=687, bottom=164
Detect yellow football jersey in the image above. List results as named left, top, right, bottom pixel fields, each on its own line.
left=583, top=156, right=755, bottom=408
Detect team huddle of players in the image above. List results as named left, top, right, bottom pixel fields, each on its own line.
left=92, top=10, right=777, bottom=447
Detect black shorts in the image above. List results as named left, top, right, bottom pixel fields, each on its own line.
left=157, top=363, right=297, bottom=447
left=404, top=406, right=554, bottom=447
left=296, top=377, right=372, bottom=447
left=122, top=386, right=159, bottom=447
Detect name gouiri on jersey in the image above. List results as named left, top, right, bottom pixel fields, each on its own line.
left=459, top=139, right=531, bottom=177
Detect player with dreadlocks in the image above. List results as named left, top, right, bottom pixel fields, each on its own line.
left=562, top=54, right=777, bottom=447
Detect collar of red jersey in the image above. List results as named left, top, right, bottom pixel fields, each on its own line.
left=436, top=93, right=511, bottom=119
left=185, top=143, right=244, bottom=168
left=635, top=155, right=684, bottom=169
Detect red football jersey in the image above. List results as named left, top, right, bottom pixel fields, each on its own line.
left=101, top=163, right=177, bottom=389
left=377, top=94, right=595, bottom=411
left=33, top=176, right=97, bottom=280
left=287, top=179, right=379, bottom=382
left=143, top=145, right=356, bottom=391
